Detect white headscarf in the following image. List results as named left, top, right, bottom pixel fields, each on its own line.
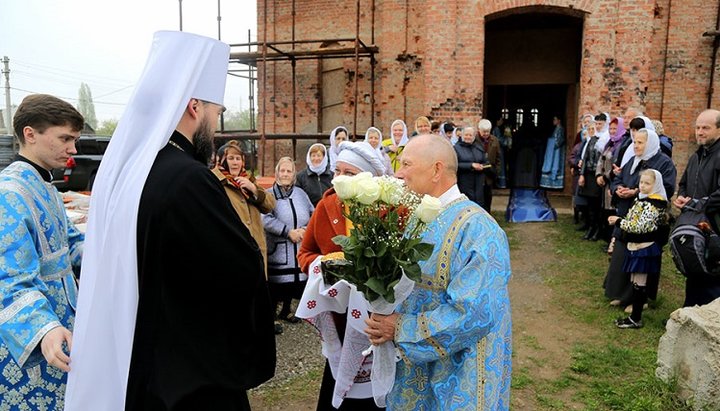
left=580, top=119, right=596, bottom=159
left=621, top=117, right=657, bottom=168
left=628, top=128, right=660, bottom=175
left=594, top=112, right=611, bottom=151
left=639, top=168, right=668, bottom=201
left=65, top=31, right=230, bottom=410
left=438, top=122, right=458, bottom=145
left=390, top=119, right=409, bottom=147
left=306, top=143, right=329, bottom=175
left=363, top=126, right=384, bottom=161
left=328, top=126, right=349, bottom=172
left=336, top=141, right=386, bottom=176
left=451, top=128, right=460, bottom=145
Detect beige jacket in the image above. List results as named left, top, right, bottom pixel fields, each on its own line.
left=212, top=167, right=276, bottom=274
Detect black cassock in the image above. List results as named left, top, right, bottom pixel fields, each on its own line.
left=125, top=131, right=276, bottom=411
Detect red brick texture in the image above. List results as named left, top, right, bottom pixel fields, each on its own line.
left=257, top=0, right=720, bottom=183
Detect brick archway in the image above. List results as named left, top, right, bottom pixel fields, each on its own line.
left=482, top=5, right=586, bottom=193
left=482, top=1, right=595, bottom=19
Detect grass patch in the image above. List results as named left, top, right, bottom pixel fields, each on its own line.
left=250, top=367, right=323, bottom=408
left=513, top=215, right=693, bottom=410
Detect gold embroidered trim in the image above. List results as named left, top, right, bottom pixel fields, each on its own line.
left=427, top=336, right=448, bottom=358
left=417, top=206, right=480, bottom=291
left=477, top=337, right=487, bottom=411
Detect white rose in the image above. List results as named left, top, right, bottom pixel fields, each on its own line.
left=333, top=175, right=357, bottom=200
left=378, top=177, right=404, bottom=205
left=355, top=177, right=381, bottom=205
left=416, top=195, right=442, bottom=223
left=353, top=171, right=373, bottom=181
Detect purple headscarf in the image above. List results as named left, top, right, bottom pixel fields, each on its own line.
left=610, top=117, right=626, bottom=144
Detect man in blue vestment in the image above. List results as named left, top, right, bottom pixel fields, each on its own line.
left=365, top=134, right=513, bottom=410
left=0, top=94, right=85, bottom=409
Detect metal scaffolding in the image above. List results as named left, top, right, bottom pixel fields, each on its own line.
left=206, top=0, right=378, bottom=174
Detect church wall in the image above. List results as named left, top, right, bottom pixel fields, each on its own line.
left=256, top=0, right=720, bottom=182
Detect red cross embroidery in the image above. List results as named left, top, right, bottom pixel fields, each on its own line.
left=307, top=300, right=317, bottom=309
left=328, top=288, right=338, bottom=298
left=351, top=309, right=361, bottom=319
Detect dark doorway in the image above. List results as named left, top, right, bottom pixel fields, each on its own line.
left=484, top=10, right=583, bottom=191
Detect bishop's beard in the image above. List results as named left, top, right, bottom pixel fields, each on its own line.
left=192, top=116, right=215, bottom=165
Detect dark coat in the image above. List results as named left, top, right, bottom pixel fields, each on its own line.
left=296, top=166, right=333, bottom=206
left=578, top=136, right=602, bottom=198
left=611, top=151, right=677, bottom=218
left=455, top=140, right=487, bottom=206
left=681, top=139, right=720, bottom=214
left=677, top=138, right=720, bottom=306
left=613, top=131, right=633, bottom=167
left=127, top=131, right=276, bottom=410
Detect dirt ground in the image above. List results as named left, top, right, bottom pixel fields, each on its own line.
left=508, top=222, right=598, bottom=410
left=250, top=219, right=595, bottom=410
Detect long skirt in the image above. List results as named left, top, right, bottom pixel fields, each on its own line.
left=604, top=240, right=633, bottom=304
left=605, top=239, right=660, bottom=302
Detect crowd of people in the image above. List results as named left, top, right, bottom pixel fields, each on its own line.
left=0, top=31, right=512, bottom=410
left=568, top=107, right=720, bottom=329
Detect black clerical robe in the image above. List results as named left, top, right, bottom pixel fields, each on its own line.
left=125, top=131, right=276, bottom=410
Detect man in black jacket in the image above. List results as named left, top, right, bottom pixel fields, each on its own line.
left=674, top=109, right=720, bottom=307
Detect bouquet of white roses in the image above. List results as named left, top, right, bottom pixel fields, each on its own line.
left=325, top=172, right=441, bottom=407
left=325, top=172, right=442, bottom=304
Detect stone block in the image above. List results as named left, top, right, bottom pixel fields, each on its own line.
left=656, top=298, right=720, bottom=411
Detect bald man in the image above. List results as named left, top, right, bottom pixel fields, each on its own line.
left=674, top=109, right=720, bottom=307
left=365, top=134, right=513, bottom=410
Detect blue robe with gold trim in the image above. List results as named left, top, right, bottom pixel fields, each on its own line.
left=0, top=161, right=83, bottom=410
left=388, top=199, right=512, bottom=410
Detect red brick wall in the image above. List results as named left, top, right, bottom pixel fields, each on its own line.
left=257, top=0, right=720, bottom=184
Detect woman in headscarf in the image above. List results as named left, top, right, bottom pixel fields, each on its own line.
left=596, top=117, right=627, bottom=246
left=263, top=157, right=314, bottom=331
left=381, top=119, right=409, bottom=173
left=438, top=121, right=458, bottom=145
left=574, top=113, right=595, bottom=146
left=296, top=141, right=387, bottom=411
left=296, top=143, right=334, bottom=206
left=364, top=126, right=393, bottom=175
left=328, top=126, right=349, bottom=173
left=620, top=116, right=656, bottom=169
left=604, top=128, right=676, bottom=311
left=212, top=140, right=276, bottom=269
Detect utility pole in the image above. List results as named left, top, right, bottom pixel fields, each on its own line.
left=2, top=56, right=13, bottom=153
left=178, top=0, right=183, bottom=31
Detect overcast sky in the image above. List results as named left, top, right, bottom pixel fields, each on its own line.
left=0, top=0, right=257, bottom=123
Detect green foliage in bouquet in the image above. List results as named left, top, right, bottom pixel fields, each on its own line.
left=325, top=173, right=441, bottom=303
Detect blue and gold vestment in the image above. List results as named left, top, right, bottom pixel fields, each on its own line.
left=0, top=161, right=83, bottom=410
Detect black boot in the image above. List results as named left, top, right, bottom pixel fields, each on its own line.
left=617, top=284, right=646, bottom=329
left=590, top=226, right=601, bottom=241
left=573, top=207, right=580, bottom=224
